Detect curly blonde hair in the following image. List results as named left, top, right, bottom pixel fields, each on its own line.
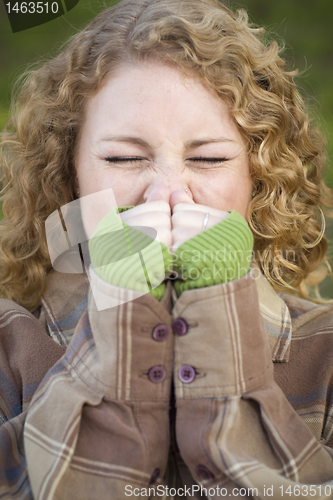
left=0, top=0, right=332, bottom=311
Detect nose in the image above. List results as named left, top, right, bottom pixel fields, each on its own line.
left=143, top=169, right=192, bottom=202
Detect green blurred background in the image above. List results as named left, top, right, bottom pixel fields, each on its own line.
left=1, top=0, right=333, bottom=295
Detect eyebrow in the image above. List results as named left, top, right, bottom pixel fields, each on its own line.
left=101, top=136, right=150, bottom=149
left=100, top=135, right=236, bottom=150
left=184, top=137, right=236, bottom=149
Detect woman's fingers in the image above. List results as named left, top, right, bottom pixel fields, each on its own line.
left=172, top=202, right=229, bottom=219
left=146, top=182, right=171, bottom=203
left=118, top=185, right=231, bottom=251
left=121, top=210, right=171, bottom=230
left=171, top=210, right=223, bottom=230
left=169, top=189, right=194, bottom=208
left=121, top=200, right=171, bottom=219
left=171, top=205, right=230, bottom=250
left=120, top=201, right=172, bottom=248
left=121, top=216, right=172, bottom=248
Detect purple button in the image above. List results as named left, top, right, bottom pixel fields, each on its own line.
left=178, top=365, right=196, bottom=383
left=149, top=468, right=160, bottom=485
left=152, top=324, right=169, bottom=342
left=172, top=318, right=188, bottom=336
left=196, top=464, right=214, bottom=480
left=148, top=366, right=166, bottom=383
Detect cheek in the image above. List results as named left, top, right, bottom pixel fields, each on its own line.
left=193, top=175, right=252, bottom=217
left=223, top=183, right=252, bottom=218
left=77, top=172, right=108, bottom=198
left=95, top=172, right=152, bottom=207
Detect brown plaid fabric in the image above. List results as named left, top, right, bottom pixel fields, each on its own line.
left=1, top=269, right=333, bottom=499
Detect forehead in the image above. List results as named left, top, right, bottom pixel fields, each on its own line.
left=87, top=62, right=217, bottom=108
left=82, top=62, right=243, bottom=142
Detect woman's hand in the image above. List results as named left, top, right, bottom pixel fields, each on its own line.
left=88, top=183, right=174, bottom=296
left=120, top=186, right=229, bottom=252
left=168, top=190, right=253, bottom=295
left=120, top=184, right=173, bottom=248
left=170, top=190, right=229, bottom=251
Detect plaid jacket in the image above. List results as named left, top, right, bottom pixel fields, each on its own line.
left=1, top=268, right=333, bottom=499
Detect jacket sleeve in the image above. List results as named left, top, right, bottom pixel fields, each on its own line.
left=173, top=272, right=333, bottom=499
left=0, top=299, right=65, bottom=498
left=23, top=269, right=173, bottom=500
left=0, top=299, right=65, bottom=422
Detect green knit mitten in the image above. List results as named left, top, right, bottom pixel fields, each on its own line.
left=88, top=207, right=173, bottom=301
left=173, top=210, right=254, bottom=296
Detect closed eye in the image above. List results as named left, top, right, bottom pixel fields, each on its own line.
left=104, top=156, right=229, bottom=166
left=188, top=157, right=229, bottom=164
left=104, top=156, right=146, bottom=163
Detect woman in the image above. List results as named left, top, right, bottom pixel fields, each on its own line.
left=0, top=0, right=333, bottom=498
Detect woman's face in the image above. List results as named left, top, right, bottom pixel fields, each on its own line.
left=76, top=62, right=252, bottom=217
